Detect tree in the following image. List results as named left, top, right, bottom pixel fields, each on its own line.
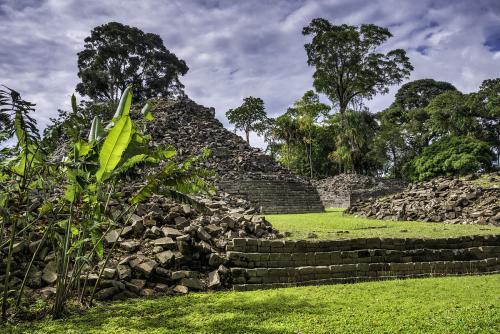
left=76, top=22, right=188, bottom=103
left=328, top=110, right=379, bottom=174
left=394, top=79, right=457, bottom=111
left=226, top=96, right=267, bottom=145
left=409, top=136, right=494, bottom=181
left=375, top=79, right=458, bottom=178
left=426, top=91, right=480, bottom=137
left=293, top=90, right=329, bottom=178
left=302, top=18, right=413, bottom=113
left=470, top=78, right=500, bottom=165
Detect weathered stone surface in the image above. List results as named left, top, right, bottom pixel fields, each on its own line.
left=153, top=237, right=176, bottom=249
left=313, top=174, right=406, bottom=209
left=156, top=250, right=175, bottom=266
left=120, top=240, right=140, bottom=252
left=41, top=261, right=57, bottom=284
left=117, top=264, right=132, bottom=281
left=95, top=287, right=120, bottom=300
left=180, top=278, right=206, bottom=290
left=348, top=176, right=499, bottom=226
left=208, top=270, right=221, bottom=288
left=173, top=285, right=189, bottom=294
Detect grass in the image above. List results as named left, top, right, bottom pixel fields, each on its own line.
left=266, top=209, right=500, bottom=240
left=3, top=275, right=499, bottom=334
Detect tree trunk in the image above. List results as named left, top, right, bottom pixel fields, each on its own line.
left=308, top=143, right=313, bottom=179
left=245, top=129, right=250, bottom=145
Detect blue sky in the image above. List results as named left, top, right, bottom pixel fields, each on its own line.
left=1, top=0, right=499, bottom=147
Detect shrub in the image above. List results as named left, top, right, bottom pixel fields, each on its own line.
left=409, top=136, right=494, bottom=181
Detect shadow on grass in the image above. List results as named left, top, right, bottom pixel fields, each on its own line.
left=20, top=291, right=328, bottom=334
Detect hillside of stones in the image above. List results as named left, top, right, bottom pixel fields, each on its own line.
left=140, top=97, right=323, bottom=213
left=347, top=173, right=500, bottom=226
left=143, top=97, right=300, bottom=180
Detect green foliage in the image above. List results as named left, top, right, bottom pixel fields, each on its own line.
left=393, top=79, right=457, bottom=111
left=43, top=100, right=116, bottom=153
left=373, top=78, right=498, bottom=179
left=426, top=91, right=480, bottom=137
left=293, top=90, right=329, bottom=177
left=76, top=22, right=188, bottom=102
left=0, top=86, right=211, bottom=319
left=409, top=136, right=494, bottom=181
left=226, top=96, right=267, bottom=144
left=302, top=18, right=413, bottom=113
left=328, top=110, right=380, bottom=174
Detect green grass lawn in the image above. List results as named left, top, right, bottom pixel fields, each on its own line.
left=266, top=209, right=500, bottom=240
left=4, top=275, right=499, bottom=334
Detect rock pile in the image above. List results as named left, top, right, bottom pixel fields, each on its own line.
left=347, top=176, right=500, bottom=226
left=140, top=97, right=323, bottom=213
left=312, top=174, right=406, bottom=208
left=1, top=194, right=280, bottom=302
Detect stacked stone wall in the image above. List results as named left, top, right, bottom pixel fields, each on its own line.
left=226, top=235, right=500, bottom=290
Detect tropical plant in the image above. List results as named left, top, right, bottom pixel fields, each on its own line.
left=293, top=90, right=329, bottom=178
left=0, top=86, right=212, bottom=320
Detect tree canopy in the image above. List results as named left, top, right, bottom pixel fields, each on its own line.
left=226, top=96, right=267, bottom=145
left=76, top=22, right=188, bottom=103
left=302, top=18, right=413, bottom=113
left=393, top=79, right=457, bottom=111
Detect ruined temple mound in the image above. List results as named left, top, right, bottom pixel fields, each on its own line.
left=144, top=97, right=324, bottom=214
left=312, top=173, right=406, bottom=208
left=347, top=176, right=500, bottom=226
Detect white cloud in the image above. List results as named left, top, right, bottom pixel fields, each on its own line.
left=0, top=0, right=498, bottom=149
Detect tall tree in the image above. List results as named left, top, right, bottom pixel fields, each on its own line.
left=393, top=79, right=457, bottom=111
left=470, top=78, right=500, bottom=165
left=293, top=90, right=329, bottom=178
left=375, top=79, right=458, bottom=177
left=226, top=96, right=267, bottom=145
left=76, top=22, right=188, bottom=103
left=302, top=18, right=413, bottom=113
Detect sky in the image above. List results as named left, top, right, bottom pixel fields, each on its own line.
left=1, top=0, right=499, bottom=148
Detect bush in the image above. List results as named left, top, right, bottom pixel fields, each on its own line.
left=409, top=136, right=494, bottom=181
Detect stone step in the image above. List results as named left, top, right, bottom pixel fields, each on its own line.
left=227, top=246, right=500, bottom=268
left=232, top=270, right=500, bottom=291
left=228, top=235, right=500, bottom=253
left=230, top=258, right=500, bottom=285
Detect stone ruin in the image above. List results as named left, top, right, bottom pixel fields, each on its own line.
left=144, top=97, right=324, bottom=214
left=3, top=98, right=499, bottom=305
left=347, top=175, right=500, bottom=226
left=1, top=97, right=325, bottom=303
left=312, top=174, right=406, bottom=208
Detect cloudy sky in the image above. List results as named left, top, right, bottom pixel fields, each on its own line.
left=1, top=0, right=499, bottom=147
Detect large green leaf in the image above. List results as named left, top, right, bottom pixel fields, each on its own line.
left=96, top=115, right=133, bottom=182
left=113, top=86, right=132, bottom=119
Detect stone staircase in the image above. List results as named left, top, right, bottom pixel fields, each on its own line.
left=218, top=177, right=324, bottom=214
left=226, top=235, right=500, bottom=291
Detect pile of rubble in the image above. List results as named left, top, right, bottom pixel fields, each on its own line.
left=3, top=193, right=280, bottom=302
left=143, top=97, right=294, bottom=180
left=312, top=174, right=406, bottom=208
left=139, top=97, right=323, bottom=213
left=347, top=175, right=500, bottom=226
left=313, top=174, right=405, bottom=193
